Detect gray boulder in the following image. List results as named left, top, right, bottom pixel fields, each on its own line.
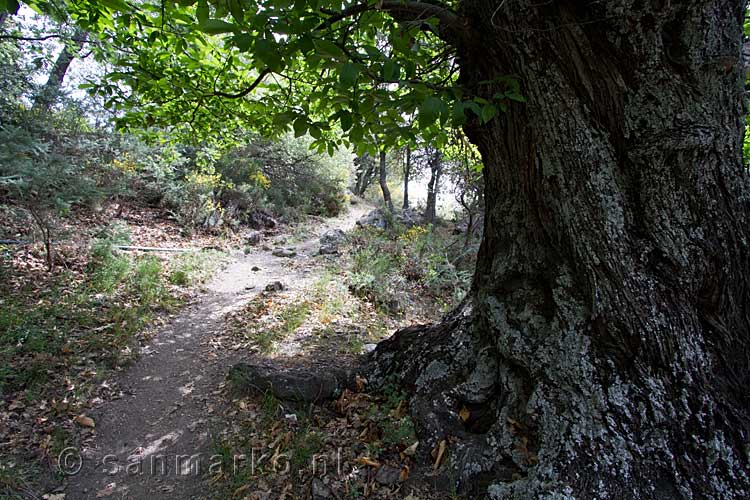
left=319, top=229, right=346, bottom=255
left=248, top=209, right=278, bottom=229
left=245, top=231, right=262, bottom=246
left=396, top=208, right=422, bottom=228
left=272, top=248, right=296, bottom=258
left=356, top=208, right=423, bottom=230
left=356, top=209, right=389, bottom=229
left=229, top=362, right=355, bottom=402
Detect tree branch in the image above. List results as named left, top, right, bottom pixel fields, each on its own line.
left=320, top=1, right=471, bottom=46
left=209, top=68, right=271, bottom=99
left=203, top=2, right=468, bottom=102
left=0, top=33, right=89, bottom=43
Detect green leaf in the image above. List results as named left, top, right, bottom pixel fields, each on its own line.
left=464, top=101, right=482, bottom=117
left=480, top=104, right=498, bottom=124
left=452, top=102, right=467, bottom=125
left=382, top=59, right=400, bottom=81
left=421, top=96, right=443, bottom=120
left=255, top=38, right=282, bottom=71
left=0, top=0, right=19, bottom=14
left=363, top=45, right=382, bottom=59
left=228, top=0, right=244, bottom=23
left=349, top=124, right=364, bottom=143
left=338, top=63, right=359, bottom=86
left=313, top=39, right=345, bottom=60
left=309, top=124, right=322, bottom=139
left=339, top=111, right=353, bottom=132
left=506, top=92, right=527, bottom=103
left=234, top=33, right=253, bottom=51
left=297, top=35, right=314, bottom=54
left=273, top=111, right=295, bottom=128
left=199, top=19, right=236, bottom=34
left=100, top=0, right=130, bottom=11
left=293, top=117, right=308, bottom=137
left=196, top=0, right=209, bottom=25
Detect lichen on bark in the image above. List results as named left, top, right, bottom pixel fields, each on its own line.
left=368, top=0, right=750, bottom=497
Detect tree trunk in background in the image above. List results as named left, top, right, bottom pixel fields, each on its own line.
left=424, top=149, right=443, bottom=223
left=370, top=0, right=750, bottom=497
left=379, top=150, right=394, bottom=212
left=33, top=30, right=87, bottom=111
left=403, top=146, right=411, bottom=210
left=458, top=187, right=477, bottom=247
left=353, top=153, right=377, bottom=196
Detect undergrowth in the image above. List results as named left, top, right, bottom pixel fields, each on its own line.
left=168, top=249, right=226, bottom=286
left=347, top=224, right=473, bottom=315
left=0, top=228, right=224, bottom=403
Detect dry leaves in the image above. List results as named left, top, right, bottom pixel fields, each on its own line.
left=74, top=414, right=95, bottom=428
left=432, top=440, right=447, bottom=471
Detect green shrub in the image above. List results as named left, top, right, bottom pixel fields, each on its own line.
left=89, top=239, right=132, bottom=293
left=216, top=133, right=350, bottom=220
left=96, top=221, right=132, bottom=245
left=347, top=224, right=472, bottom=314
left=133, top=256, right=165, bottom=304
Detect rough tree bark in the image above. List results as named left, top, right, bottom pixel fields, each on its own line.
left=424, top=148, right=443, bottom=223
left=379, top=150, right=394, bottom=212
left=369, top=0, right=750, bottom=498
left=403, top=145, right=411, bottom=210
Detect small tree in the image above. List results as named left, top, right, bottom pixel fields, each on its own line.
left=402, top=145, right=412, bottom=210
left=378, top=150, right=394, bottom=212
left=423, top=147, right=443, bottom=223
left=0, top=120, right=100, bottom=270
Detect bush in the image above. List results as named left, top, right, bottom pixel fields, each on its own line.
left=89, top=240, right=131, bottom=293
left=0, top=116, right=105, bottom=268
left=133, top=256, right=165, bottom=304
left=347, top=224, right=472, bottom=314
left=216, top=133, right=350, bottom=220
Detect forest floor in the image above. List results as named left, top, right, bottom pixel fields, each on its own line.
left=0, top=199, right=462, bottom=499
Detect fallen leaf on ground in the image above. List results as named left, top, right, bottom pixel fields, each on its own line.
left=355, top=456, right=380, bottom=467
left=432, top=439, right=447, bottom=470
left=402, top=441, right=419, bottom=457
left=74, top=414, right=95, bottom=428
left=400, top=465, right=410, bottom=481
left=96, top=482, right=116, bottom=497
left=459, top=405, right=471, bottom=423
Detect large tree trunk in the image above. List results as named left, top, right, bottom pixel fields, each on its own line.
left=33, top=30, right=87, bottom=111
left=369, top=0, right=750, bottom=497
left=379, top=150, right=394, bottom=212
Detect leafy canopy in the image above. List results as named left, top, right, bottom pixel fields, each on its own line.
left=6, top=0, right=523, bottom=155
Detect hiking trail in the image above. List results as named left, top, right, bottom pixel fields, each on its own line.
left=64, top=203, right=372, bottom=499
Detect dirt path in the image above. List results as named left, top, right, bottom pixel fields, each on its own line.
left=63, top=203, right=372, bottom=499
